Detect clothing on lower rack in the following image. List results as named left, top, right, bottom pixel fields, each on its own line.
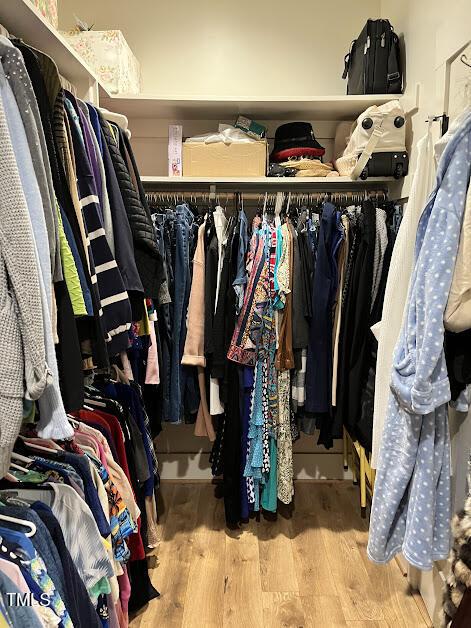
left=0, top=371, right=161, bottom=624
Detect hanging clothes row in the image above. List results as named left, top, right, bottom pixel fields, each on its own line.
left=146, top=188, right=402, bottom=525
left=0, top=370, right=160, bottom=627
left=0, top=31, right=163, bottom=626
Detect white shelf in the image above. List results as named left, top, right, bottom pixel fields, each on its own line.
left=101, top=94, right=397, bottom=121
left=0, top=0, right=110, bottom=97
left=141, top=176, right=394, bottom=187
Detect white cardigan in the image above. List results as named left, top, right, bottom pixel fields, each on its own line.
left=371, top=126, right=436, bottom=468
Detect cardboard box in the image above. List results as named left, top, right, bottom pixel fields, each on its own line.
left=183, top=141, right=267, bottom=177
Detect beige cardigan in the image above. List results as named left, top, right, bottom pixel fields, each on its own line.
left=182, top=222, right=215, bottom=441
left=182, top=222, right=206, bottom=366
left=444, top=183, right=471, bottom=332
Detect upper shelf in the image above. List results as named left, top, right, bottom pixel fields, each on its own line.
left=141, top=176, right=395, bottom=188
left=101, top=93, right=398, bottom=121
left=0, top=0, right=110, bottom=97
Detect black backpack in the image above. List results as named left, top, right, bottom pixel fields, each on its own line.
left=342, top=19, right=402, bottom=94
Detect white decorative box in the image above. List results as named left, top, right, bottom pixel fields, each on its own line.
left=62, top=30, right=141, bottom=95
left=29, top=0, right=58, bottom=29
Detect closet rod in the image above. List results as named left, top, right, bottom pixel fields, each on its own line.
left=145, top=189, right=388, bottom=203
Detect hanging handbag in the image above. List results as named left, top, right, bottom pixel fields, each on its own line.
left=335, top=99, right=408, bottom=180
left=342, top=19, right=402, bottom=95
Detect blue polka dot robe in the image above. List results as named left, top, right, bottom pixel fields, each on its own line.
left=368, top=111, right=471, bottom=570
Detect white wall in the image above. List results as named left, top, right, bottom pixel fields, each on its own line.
left=59, top=0, right=380, bottom=96
left=380, top=0, right=470, bottom=192
left=58, top=0, right=382, bottom=175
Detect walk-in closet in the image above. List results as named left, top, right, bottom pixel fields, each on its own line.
left=0, top=0, right=469, bottom=626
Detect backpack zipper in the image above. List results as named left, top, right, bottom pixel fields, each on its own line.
left=364, top=35, right=370, bottom=91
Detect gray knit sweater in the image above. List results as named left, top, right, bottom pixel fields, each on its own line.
left=0, top=36, right=62, bottom=282
left=0, top=94, right=50, bottom=476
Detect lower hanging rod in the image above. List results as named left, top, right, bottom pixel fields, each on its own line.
left=146, top=189, right=388, bottom=206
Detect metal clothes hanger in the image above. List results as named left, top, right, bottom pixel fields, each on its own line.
left=461, top=54, right=471, bottom=69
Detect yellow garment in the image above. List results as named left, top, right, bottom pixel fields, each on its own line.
left=279, top=158, right=333, bottom=172
left=108, top=120, right=119, bottom=144
left=0, top=608, right=8, bottom=628
left=278, top=159, right=337, bottom=177
left=56, top=201, right=87, bottom=316
left=137, top=300, right=150, bottom=336
left=296, top=168, right=340, bottom=177
left=62, top=115, right=90, bottom=270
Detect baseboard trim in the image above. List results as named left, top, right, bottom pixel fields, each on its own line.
left=158, top=452, right=353, bottom=480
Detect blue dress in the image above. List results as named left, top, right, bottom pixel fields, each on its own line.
left=368, top=111, right=471, bottom=570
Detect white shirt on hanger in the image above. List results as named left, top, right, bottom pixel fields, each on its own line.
left=210, top=206, right=227, bottom=416
left=371, top=124, right=436, bottom=468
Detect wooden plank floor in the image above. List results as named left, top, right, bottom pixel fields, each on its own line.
left=130, top=481, right=431, bottom=628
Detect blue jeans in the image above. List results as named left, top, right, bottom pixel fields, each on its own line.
left=169, top=205, right=194, bottom=421
left=152, top=206, right=199, bottom=421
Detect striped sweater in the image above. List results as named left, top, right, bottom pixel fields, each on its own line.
left=64, top=95, right=131, bottom=351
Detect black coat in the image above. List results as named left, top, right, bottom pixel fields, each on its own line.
left=305, top=203, right=340, bottom=417
left=335, top=201, right=376, bottom=440
left=98, top=124, right=144, bottom=295
left=356, top=223, right=394, bottom=451
left=99, top=114, right=164, bottom=299
left=292, top=227, right=310, bottom=352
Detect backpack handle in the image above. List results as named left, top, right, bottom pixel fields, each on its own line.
left=342, top=40, right=356, bottom=80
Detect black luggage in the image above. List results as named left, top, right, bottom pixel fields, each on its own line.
left=342, top=19, right=402, bottom=95
left=358, top=151, right=409, bottom=180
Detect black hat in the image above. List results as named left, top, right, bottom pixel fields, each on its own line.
left=271, top=122, right=325, bottom=162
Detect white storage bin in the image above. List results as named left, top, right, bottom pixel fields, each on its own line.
left=63, top=30, right=141, bottom=94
